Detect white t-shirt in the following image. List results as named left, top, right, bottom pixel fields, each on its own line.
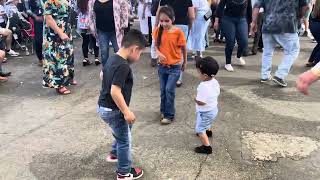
left=192, top=0, right=210, bottom=15
left=0, top=5, right=5, bottom=23
left=196, top=78, right=220, bottom=112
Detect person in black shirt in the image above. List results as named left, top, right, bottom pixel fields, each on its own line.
left=158, top=0, right=195, bottom=87
left=27, top=0, right=43, bottom=66
left=214, top=0, right=252, bottom=72
left=97, top=29, right=148, bottom=180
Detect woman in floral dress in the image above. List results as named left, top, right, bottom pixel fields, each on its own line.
left=42, top=0, right=76, bottom=95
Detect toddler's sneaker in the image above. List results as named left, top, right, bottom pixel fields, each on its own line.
left=194, top=145, right=212, bottom=154
left=260, top=76, right=272, bottom=83
left=106, top=153, right=118, bottom=163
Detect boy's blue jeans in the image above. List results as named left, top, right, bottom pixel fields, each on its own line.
left=97, top=106, right=132, bottom=174
left=261, top=33, right=300, bottom=80
left=158, top=65, right=181, bottom=120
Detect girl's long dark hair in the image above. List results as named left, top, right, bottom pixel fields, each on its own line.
left=77, top=0, right=89, bottom=14
left=157, top=6, right=175, bottom=48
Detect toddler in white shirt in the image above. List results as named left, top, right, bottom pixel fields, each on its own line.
left=194, top=56, right=220, bottom=154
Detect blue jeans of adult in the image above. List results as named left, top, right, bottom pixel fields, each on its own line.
left=221, top=16, right=248, bottom=64
left=97, top=30, right=119, bottom=66
left=309, top=19, right=320, bottom=64
left=97, top=106, right=132, bottom=175
left=158, top=64, right=181, bottom=120
left=261, top=33, right=300, bottom=80
left=175, top=24, right=188, bottom=83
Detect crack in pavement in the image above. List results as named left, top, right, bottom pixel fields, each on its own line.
left=194, top=155, right=209, bottom=180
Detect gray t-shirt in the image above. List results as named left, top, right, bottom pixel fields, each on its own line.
left=254, top=0, right=308, bottom=33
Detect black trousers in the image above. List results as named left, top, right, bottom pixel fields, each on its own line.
left=34, top=22, right=43, bottom=61
left=81, top=33, right=99, bottom=59
left=309, top=18, right=320, bottom=64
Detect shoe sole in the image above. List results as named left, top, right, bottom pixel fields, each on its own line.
left=224, top=67, right=234, bottom=72
left=133, top=170, right=144, bottom=180
left=272, top=78, right=287, bottom=87
left=106, top=158, right=118, bottom=163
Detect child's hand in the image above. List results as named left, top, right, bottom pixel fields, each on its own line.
left=124, top=110, right=136, bottom=124
left=158, top=53, right=167, bottom=64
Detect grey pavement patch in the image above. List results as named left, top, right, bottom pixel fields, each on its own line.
left=227, top=86, right=320, bottom=122
left=241, top=131, right=320, bottom=162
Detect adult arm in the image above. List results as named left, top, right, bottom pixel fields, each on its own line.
left=250, top=0, right=263, bottom=34
left=181, top=45, right=187, bottom=71
left=44, top=15, right=69, bottom=40
left=213, top=0, right=226, bottom=30
left=188, top=6, right=195, bottom=30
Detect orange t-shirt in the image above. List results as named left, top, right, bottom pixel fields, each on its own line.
left=153, top=27, right=186, bottom=65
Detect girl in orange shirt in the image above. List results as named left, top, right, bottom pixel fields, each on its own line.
left=153, top=6, right=187, bottom=124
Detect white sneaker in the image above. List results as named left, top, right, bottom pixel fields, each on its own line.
left=236, top=56, right=246, bottom=65
left=7, top=49, right=19, bottom=57
left=307, top=30, right=314, bottom=40
left=225, top=64, right=234, bottom=72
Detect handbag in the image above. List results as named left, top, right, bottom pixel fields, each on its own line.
left=204, top=9, right=212, bottom=21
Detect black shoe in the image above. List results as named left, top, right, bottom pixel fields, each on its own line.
left=0, top=72, right=11, bottom=77
left=83, top=59, right=92, bottom=66
left=194, top=145, right=212, bottom=154
left=151, top=58, right=157, bottom=67
left=95, top=59, right=101, bottom=66
left=272, top=76, right=287, bottom=87
left=206, top=130, right=213, bottom=138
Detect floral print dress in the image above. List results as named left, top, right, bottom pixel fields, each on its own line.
left=42, top=0, right=74, bottom=88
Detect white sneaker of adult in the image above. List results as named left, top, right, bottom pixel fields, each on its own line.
left=225, top=64, right=234, bottom=72
left=236, top=56, right=246, bottom=65
left=7, top=49, right=19, bottom=56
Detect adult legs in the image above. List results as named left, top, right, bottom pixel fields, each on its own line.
left=308, top=19, right=320, bottom=64
left=252, top=12, right=263, bottom=54
left=90, top=34, right=99, bottom=59
left=274, top=33, right=300, bottom=80
left=235, top=18, right=248, bottom=59
left=221, top=16, right=236, bottom=65
left=81, top=33, right=90, bottom=59
left=150, top=16, right=158, bottom=66
left=97, top=31, right=119, bottom=66
left=261, top=33, right=277, bottom=79
left=175, top=24, right=188, bottom=85
left=147, top=16, right=152, bottom=45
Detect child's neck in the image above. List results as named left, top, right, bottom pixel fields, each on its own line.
left=116, top=48, right=129, bottom=61
left=203, top=77, right=214, bottom=82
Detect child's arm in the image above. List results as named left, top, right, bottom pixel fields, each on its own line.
left=194, top=98, right=206, bottom=106
left=181, top=45, right=187, bottom=71
left=111, top=85, right=136, bottom=124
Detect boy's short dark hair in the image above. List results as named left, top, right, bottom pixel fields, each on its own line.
left=196, top=56, right=220, bottom=77
left=121, top=29, right=148, bottom=49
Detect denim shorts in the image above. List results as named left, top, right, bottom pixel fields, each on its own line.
left=195, top=108, right=218, bottom=134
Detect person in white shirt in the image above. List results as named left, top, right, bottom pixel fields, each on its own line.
left=138, top=0, right=152, bottom=45
left=194, top=56, right=220, bottom=154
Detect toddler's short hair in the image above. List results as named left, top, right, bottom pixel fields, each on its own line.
left=196, top=56, right=219, bottom=77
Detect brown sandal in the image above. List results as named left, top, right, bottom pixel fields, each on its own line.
left=70, top=80, right=77, bottom=85
left=56, top=87, right=71, bottom=95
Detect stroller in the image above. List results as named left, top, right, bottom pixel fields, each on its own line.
left=8, top=12, right=34, bottom=55
left=5, top=1, right=34, bottom=55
